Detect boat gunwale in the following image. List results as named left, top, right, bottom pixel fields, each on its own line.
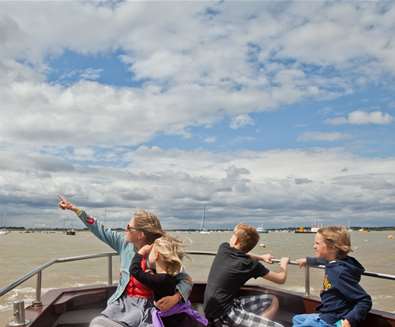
left=19, top=282, right=395, bottom=327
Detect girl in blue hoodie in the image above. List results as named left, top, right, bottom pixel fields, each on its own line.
left=293, top=226, right=372, bottom=327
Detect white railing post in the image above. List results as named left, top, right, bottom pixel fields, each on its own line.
left=304, top=264, right=310, bottom=297
left=8, top=300, right=30, bottom=326
left=32, top=271, right=42, bottom=307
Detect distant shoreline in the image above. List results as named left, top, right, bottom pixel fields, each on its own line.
left=2, top=226, right=395, bottom=232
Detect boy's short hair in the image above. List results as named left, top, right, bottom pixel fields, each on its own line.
left=318, top=226, right=351, bottom=259
left=234, top=223, right=260, bottom=253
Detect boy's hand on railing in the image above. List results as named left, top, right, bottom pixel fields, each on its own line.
left=280, top=257, right=290, bottom=269
left=295, top=258, right=307, bottom=268
left=261, top=253, right=274, bottom=263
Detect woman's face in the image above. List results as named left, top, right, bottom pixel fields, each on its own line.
left=125, top=217, right=145, bottom=244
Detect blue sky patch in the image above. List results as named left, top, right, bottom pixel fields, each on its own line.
left=45, top=49, right=143, bottom=88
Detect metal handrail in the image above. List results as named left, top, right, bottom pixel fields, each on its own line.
left=1, top=251, right=395, bottom=304
left=0, top=252, right=118, bottom=305
left=187, top=251, right=395, bottom=296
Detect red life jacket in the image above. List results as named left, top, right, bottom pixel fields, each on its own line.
left=126, top=256, right=154, bottom=298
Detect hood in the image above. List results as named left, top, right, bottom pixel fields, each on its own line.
left=327, top=256, right=365, bottom=281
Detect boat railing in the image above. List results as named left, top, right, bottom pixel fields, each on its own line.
left=1, top=251, right=395, bottom=306
left=0, top=252, right=117, bottom=306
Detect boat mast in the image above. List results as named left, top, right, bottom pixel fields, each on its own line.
left=200, top=207, right=206, bottom=231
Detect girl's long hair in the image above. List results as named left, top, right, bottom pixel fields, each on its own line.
left=153, top=235, right=184, bottom=276
left=318, top=226, right=351, bottom=258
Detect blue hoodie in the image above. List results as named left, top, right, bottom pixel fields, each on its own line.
left=307, top=256, right=372, bottom=327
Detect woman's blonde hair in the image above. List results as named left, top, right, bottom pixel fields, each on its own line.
left=153, top=235, right=184, bottom=276
left=134, top=210, right=164, bottom=244
left=318, top=226, right=352, bottom=259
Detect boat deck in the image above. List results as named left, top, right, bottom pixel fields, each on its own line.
left=21, top=282, right=395, bottom=327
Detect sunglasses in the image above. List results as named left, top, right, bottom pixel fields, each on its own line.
left=126, top=224, right=140, bottom=232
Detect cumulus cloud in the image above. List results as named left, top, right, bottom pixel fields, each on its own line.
left=298, top=131, right=350, bottom=142
left=327, top=111, right=394, bottom=125
left=230, top=114, right=255, bottom=129
left=1, top=146, right=395, bottom=228
left=1, top=2, right=395, bottom=228
left=0, top=1, right=394, bottom=148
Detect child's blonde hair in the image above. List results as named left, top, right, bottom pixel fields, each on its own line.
left=318, top=226, right=352, bottom=259
left=234, top=223, right=260, bottom=253
left=153, top=235, right=184, bottom=276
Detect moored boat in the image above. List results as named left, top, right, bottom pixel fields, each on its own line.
left=294, top=227, right=316, bottom=234
left=65, top=229, right=76, bottom=236
left=257, top=226, right=269, bottom=233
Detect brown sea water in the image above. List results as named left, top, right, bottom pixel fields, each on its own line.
left=1, top=230, right=394, bottom=326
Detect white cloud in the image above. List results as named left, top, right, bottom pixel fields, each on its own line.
left=326, top=117, right=348, bottom=125
left=230, top=114, right=254, bottom=129
left=276, top=2, right=395, bottom=73
left=327, top=111, right=393, bottom=125
left=298, top=132, right=349, bottom=142
left=1, top=146, right=395, bottom=228
left=0, top=2, right=394, bottom=149
left=1, top=2, right=395, bottom=228
left=79, top=68, right=102, bottom=81
left=348, top=111, right=393, bottom=125
left=0, top=74, right=278, bottom=145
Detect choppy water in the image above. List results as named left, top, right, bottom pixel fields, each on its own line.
left=1, top=230, right=395, bottom=325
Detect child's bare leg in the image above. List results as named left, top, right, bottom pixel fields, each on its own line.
left=261, top=295, right=279, bottom=320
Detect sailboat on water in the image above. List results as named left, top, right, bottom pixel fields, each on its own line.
left=0, top=213, right=10, bottom=235
left=199, top=207, right=210, bottom=234
left=257, top=225, right=268, bottom=233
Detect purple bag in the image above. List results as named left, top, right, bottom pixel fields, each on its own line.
left=152, top=301, right=208, bottom=327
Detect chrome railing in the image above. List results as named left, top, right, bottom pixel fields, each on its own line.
left=186, top=251, right=395, bottom=296
left=1, top=251, right=395, bottom=305
left=0, top=252, right=117, bottom=306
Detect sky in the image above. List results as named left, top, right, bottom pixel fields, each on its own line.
left=0, top=1, right=394, bottom=229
